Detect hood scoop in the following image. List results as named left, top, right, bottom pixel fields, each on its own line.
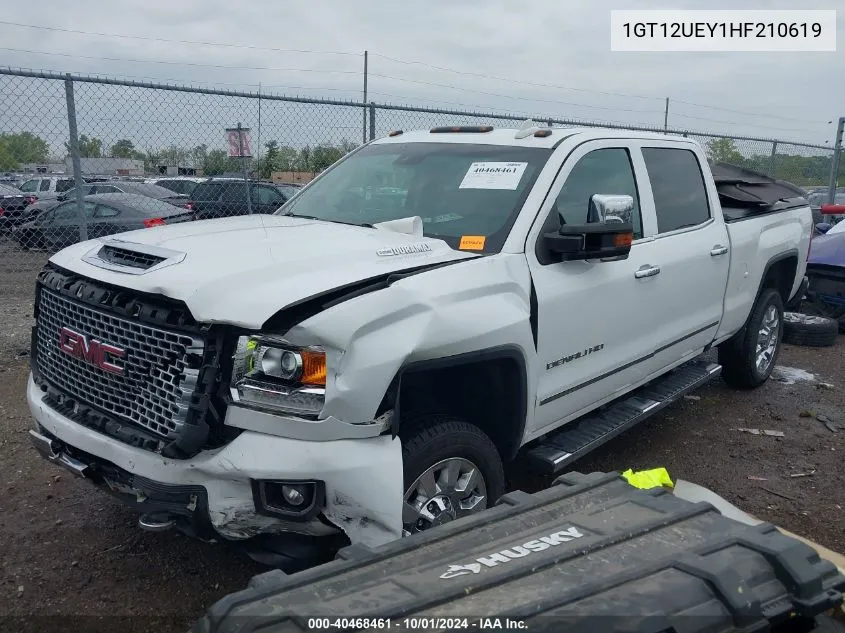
left=372, top=215, right=424, bottom=237
left=81, top=238, right=186, bottom=275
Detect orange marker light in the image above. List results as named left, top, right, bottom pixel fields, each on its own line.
left=534, top=129, right=552, bottom=137
left=614, top=232, right=634, bottom=248
left=299, top=350, right=327, bottom=385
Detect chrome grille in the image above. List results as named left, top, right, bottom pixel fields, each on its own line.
left=35, top=288, right=204, bottom=439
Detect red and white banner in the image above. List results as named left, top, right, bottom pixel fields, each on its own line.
left=226, top=128, right=253, bottom=157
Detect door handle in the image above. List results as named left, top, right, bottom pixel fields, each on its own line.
left=710, top=245, right=728, bottom=256
left=634, top=264, right=661, bottom=279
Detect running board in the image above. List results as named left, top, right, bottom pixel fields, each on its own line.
left=525, top=360, right=722, bottom=475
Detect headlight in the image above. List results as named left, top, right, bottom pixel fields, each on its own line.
left=230, top=335, right=327, bottom=416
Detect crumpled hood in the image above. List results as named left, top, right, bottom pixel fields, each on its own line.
left=809, top=231, right=845, bottom=268
left=48, top=215, right=477, bottom=328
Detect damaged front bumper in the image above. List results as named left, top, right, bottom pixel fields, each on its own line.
left=26, top=375, right=404, bottom=549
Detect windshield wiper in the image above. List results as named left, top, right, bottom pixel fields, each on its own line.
left=282, top=211, right=373, bottom=228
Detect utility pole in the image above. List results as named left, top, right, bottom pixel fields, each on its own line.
left=362, top=50, right=368, bottom=145
left=827, top=117, right=844, bottom=205
left=663, top=97, right=669, bottom=134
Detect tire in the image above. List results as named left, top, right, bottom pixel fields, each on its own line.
left=811, top=615, right=845, bottom=633
left=400, top=414, right=504, bottom=537
left=719, top=288, right=784, bottom=389
left=782, top=312, right=839, bottom=347
left=800, top=298, right=845, bottom=333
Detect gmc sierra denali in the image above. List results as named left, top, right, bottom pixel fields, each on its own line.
left=26, top=122, right=813, bottom=566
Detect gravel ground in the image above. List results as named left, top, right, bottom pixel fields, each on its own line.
left=0, top=244, right=843, bottom=631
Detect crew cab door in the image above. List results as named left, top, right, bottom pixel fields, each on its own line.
left=526, top=141, right=665, bottom=435
left=632, top=142, right=729, bottom=380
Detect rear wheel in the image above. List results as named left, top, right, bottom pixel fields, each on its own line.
left=401, top=415, right=504, bottom=537
left=719, top=288, right=784, bottom=389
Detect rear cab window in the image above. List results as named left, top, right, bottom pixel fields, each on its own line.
left=641, top=148, right=711, bottom=234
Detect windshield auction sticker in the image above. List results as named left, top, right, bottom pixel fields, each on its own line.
left=459, top=162, right=528, bottom=190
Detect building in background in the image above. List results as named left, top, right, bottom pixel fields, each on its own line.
left=19, top=162, right=66, bottom=174
left=154, top=163, right=201, bottom=177
left=64, top=157, right=144, bottom=176
left=271, top=171, right=315, bottom=185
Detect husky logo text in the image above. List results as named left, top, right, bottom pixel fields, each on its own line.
left=439, top=526, right=585, bottom=580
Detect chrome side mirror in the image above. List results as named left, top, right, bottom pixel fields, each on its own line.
left=587, top=194, right=635, bottom=224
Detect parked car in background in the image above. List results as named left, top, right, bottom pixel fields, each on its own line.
left=185, top=178, right=298, bottom=219
left=808, top=192, right=845, bottom=225
left=19, top=181, right=188, bottom=227
left=146, top=176, right=207, bottom=196
left=10, top=192, right=194, bottom=252
left=0, top=183, right=38, bottom=232
left=57, top=181, right=189, bottom=206
left=0, top=173, right=23, bottom=187
left=803, top=209, right=845, bottom=331
left=17, top=175, right=78, bottom=200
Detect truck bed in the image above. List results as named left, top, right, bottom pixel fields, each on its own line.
left=194, top=472, right=845, bottom=633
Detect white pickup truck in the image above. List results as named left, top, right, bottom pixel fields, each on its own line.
left=26, top=123, right=813, bottom=567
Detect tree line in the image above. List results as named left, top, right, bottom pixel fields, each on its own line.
left=705, top=138, right=839, bottom=186
left=0, top=132, right=359, bottom=177
left=1, top=131, right=840, bottom=188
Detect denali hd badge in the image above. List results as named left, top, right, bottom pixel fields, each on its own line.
left=439, top=526, right=585, bottom=579
left=59, top=327, right=126, bottom=376
left=376, top=243, right=432, bottom=257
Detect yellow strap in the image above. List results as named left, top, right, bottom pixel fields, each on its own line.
left=621, top=467, right=674, bottom=490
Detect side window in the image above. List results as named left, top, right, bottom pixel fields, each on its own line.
left=220, top=183, right=247, bottom=202
left=193, top=183, right=224, bottom=201
left=55, top=179, right=74, bottom=193
left=550, top=148, right=642, bottom=238
left=53, top=202, right=96, bottom=221
left=94, top=205, right=120, bottom=218
left=39, top=180, right=51, bottom=192
left=642, top=148, right=710, bottom=234
left=253, top=186, right=284, bottom=205
left=19, top=179, right=39, bottom=192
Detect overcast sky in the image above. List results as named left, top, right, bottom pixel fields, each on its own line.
left=0, top=0, right=841, bottom=149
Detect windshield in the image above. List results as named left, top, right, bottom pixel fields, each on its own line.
left=275, top=142, right=552, bottom=253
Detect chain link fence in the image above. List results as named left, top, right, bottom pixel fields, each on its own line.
left=0, top=67, right=841, bottom=285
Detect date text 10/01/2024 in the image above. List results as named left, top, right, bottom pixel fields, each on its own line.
left=307, top=618, right=529, bottom=630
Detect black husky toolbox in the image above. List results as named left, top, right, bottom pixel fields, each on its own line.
left=194, top=472, right=845, bottom=633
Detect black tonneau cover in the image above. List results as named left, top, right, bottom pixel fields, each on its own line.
left=195, top=472, right=845, bottom=633
left=712, top=161, right=807, bottom=208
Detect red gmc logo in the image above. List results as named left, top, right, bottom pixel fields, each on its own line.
left=58, top=327, right=126, bottom=376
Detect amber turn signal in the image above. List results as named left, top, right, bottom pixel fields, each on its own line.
left=299, top=350, right=327, bottom=386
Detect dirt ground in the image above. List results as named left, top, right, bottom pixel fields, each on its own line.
left=0, top=252, right=843, bottom=631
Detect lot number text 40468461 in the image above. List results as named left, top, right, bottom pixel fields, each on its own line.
left=307, top=617, right=528, bottom=630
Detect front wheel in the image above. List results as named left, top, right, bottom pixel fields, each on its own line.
left=719, top=288, right=784, bottom=389
left=401, top=415, right=504, bottom=537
